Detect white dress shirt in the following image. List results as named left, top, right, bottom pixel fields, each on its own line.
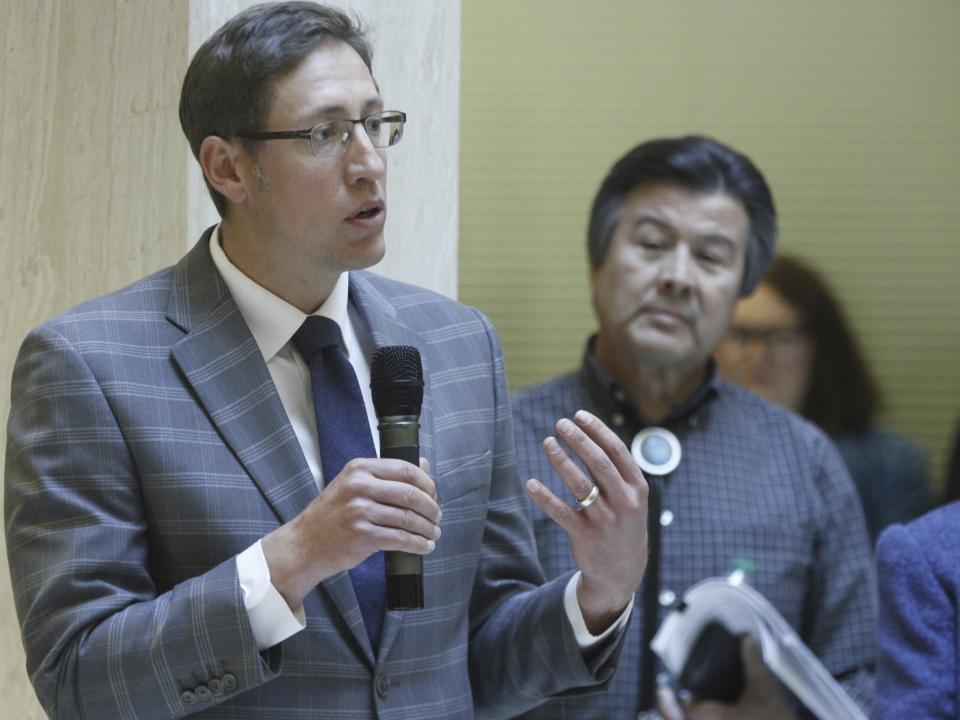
left=209, top=227, right=629, bottom=652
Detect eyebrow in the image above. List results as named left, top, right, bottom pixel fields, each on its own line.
left=697, top=234, right=738, bottom=249
left=633, top=216, right=669, bottom=231
left=633, top=217, right=739, bottom=247
left=299, top=97, right=384, bottom=125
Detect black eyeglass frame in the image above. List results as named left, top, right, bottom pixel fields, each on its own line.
left=236, top=110, right=407, bottom=156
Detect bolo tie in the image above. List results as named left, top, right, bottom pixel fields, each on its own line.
left=631, top=426, right=682, bottom=714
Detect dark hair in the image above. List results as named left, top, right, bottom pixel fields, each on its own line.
left=587, top=135, right=777, bottom=295
left=764, top=254, right=880, bottom=436
left=179, top=2, right=373, bottom=216
left=945, top=417, right=960, bottom=503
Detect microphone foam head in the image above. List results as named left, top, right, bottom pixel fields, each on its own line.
left=370, top=345, right=424, bottom=416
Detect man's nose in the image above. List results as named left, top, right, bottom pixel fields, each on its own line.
left=344, top=124, right=386, bottom=183
left=656, top=246, right=694, bottom=296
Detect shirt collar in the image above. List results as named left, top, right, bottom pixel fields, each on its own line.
left=209, top=225, right=352, bottom=362
left=579, top=334, right=721, bottom=429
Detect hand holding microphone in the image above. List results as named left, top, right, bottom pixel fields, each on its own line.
left=260, top=345, right=436, bottom=614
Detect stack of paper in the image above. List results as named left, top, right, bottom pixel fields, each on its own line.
left=650, top=572, right=867, bottom=720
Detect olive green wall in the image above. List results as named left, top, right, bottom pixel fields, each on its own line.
left=460, top=0, right=960, bottom=491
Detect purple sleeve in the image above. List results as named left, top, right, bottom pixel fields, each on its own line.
left=875, top=521, right=957, bottom=719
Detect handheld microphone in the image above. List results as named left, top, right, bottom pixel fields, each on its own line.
left=370, top=345, right=425, bottom=610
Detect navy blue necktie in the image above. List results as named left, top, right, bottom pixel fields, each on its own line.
left=292, top=316, right=385, bottom=651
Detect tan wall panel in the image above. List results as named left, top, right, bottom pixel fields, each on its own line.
left=0, top=1, right=188, bottom=714
left=461, top=0, right=960, bottom=491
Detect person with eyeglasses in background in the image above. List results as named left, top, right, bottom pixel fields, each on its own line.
left=4, top=4, right=649, bottom=717
left=715, top=254, right=933, bottom=544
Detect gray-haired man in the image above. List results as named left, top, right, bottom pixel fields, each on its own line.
left=513, top=136, right=875, bottom=719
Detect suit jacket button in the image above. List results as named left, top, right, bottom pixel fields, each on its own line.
left=222, top=673, right=238, bottom=692
left=180, top=690, right=196, bottom=705
left=375, top=673, right=391, bottom=698
left=195, top=685, right=211, bottom=701
left=209, top=678, right=223, bottom=695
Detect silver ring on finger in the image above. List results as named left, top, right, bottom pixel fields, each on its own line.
left=576, top=484, right=600, bottom=509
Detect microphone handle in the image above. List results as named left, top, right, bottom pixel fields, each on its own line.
left=379, top=415, right=424, bottom=610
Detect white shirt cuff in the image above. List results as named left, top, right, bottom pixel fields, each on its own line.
left=237, top=540, right=306, bottom=652
left=563, top=571, right=633, bottom=649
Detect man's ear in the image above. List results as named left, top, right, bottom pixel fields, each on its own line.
left=198, top=136, right=250, bottom=206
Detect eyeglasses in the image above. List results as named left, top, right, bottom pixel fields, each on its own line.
left=236, top=110, right=406, bottom=158
left=720, top=326, right=811, bottom=363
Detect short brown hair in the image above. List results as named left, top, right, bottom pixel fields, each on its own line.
left=179, top=2, right=373, bottom=216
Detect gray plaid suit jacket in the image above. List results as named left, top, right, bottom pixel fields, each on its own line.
left=5, top=231, right=620, bottom=719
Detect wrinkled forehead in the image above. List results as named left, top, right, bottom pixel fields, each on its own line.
left=619, top=182, right=751, bottom=246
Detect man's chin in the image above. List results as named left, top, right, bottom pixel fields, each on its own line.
left=346, top=234, right=386, bottom=271
left=628, top=335, right=707, bottom=371
left=638, top=351, right=699, bottom=371
left=628, top=328, right=692, bottom=357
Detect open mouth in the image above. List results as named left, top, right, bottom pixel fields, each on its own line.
left=352, top=205, right=382, bottom=220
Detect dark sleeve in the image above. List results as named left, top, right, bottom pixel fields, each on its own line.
left=465, top=313, right=623, bottom=719
left=874, top=523, right=956, bottom=719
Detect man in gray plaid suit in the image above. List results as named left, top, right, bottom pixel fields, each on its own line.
left=513, top=137, right=876, bottom=719
left=5, top=4, right=648, bottom=718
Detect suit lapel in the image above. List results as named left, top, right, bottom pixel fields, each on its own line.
left=167, top=242, right=398, bottom=665
left=350, top=271, right=437, bottom=461
left=166, top=233, right=318, bottom=528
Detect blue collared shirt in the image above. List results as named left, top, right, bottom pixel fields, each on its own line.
left=512, top=338, right=876, bottom=718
